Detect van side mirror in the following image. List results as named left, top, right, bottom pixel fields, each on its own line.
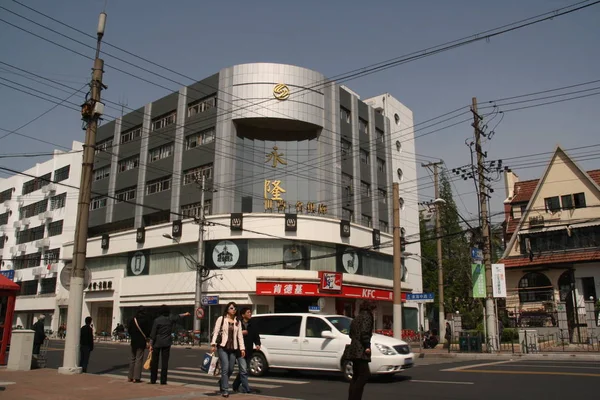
left=321, top=330, right=336, bottom=339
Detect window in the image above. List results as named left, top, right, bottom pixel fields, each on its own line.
left=16, top=226, right=45, bottom=244
left=120, top=126, right=142, bottom=144
left=377, top=158, right=386, bottom=172
left=187, top=96, right=216, bottom=117
left=18, top=280, right=38, bottom=295
left=305, top=317, right=331, bottom=338
left=520, top=226, right=600, bottom=254
left=342, top=208, right=354, bottom=222
left=13, top=252, right=42, bottom=271
left=0, top=212, right=8, bottom=225
left=561, top=195, right=573, bottom=210
left=376, top=128, right=384, bottom=143
left=340, top=139, right=351, bottom=157
left=361, top=214, right=372, bottom=228
left=94, top=166, right=110, bottom=181
left=19, top=199, right=48, bottom=219
left=39, top=277, right=57, bottom=294
left=378, top=188, right=387, bottom=203
left=360, top=181, right=371, bottom=197
left=544, top=196, right=560, bottom=213
left=95, top=138, right=113, bottom=154
left=185, top=128, right=215, bottom=150
left=22, top=173, right=51, bottom=195
left=50, top=193, right=67, bottom=210
left=0, top=188, right=12, bottom=203
left=340, top=107, right=351, bottom=124
left=359, top=118, right=369, bottom=135
left=146, top=176, right=172, bottom=195
left=118, top=155, right=140, bottom=173
left=148, top=143, right=174, bottom=162
left=48, top=220, right=63, bottom=237
left=360, top=149, right=369, bottom=164
left=183, top=164, right=213, bottom=185
left=379, top=220, right=389, bottom=233
left=53, top=165, right=70, bottom=182
left=115, top=187, right=136, bottom=203
left=181, top=200, right=212, bottom=219
left=342, top=173, right=353, bottom=198
left=518, top=272, right=553, bottom=303
left=151, top=111, right=176, bottom=131
left=43, top=248, right=60, bottom=264
left=90, top=197, right=107, bottom=210
left=254, top=316, right=302, bottom=337
left=574, top=192, right=586, bottom=209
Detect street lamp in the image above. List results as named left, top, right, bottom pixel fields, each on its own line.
left=162, top=233, right=179, bottom=242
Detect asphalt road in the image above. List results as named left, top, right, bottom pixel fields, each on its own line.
left=45, top=340, right=600, bottom=399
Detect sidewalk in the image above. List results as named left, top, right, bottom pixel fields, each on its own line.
left=413, top=346, right=600, bottom=360
left=0, top=368, right=296, bottom=400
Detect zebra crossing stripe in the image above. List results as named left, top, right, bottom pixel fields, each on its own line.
left=175, top=367, right=310, bottom=384
left=108, top=370, right=281, bottom=389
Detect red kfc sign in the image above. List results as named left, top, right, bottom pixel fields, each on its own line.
left=319, top=271, right=342, bottom=292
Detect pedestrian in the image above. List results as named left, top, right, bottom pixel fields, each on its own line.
left=346, top=300, right=376, bottom=400
left=32, top=314, right=46, bottom=355
left=232, top=307, right=261, bottom=394
left=445, top=321, right=452, bottom=348
left=211, top=302, right=245, bottom=398
left=80, top=317, right=94, bottom=373
left=148, top=305, right=191, bottom=385
left=127, top=306, right=152, bottom=383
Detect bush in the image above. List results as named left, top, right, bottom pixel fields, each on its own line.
left=501, top=328, right=519, bottom=343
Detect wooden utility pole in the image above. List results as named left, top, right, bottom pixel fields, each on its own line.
left=392, top=182, right=402, bottom=339
left=471, top=97, right=497, bottom=352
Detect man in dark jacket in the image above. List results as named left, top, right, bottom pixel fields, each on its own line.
left=32, top=315, right=46, bottom=355
left=233, top=307, right=261, bottom=393
left=149, top=305, right=190, bottom=385
left=80, top=317, right=94, bottom=373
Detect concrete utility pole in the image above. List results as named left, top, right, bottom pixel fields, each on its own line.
left=59, top=12, right=107, bottom=374
left=194, top=174, right=206, bottom=335
left=392, top=182, right=403, bottom=340
left=471, top=97, right=497, bottom=352
left=422, top=161, right=445, bottom=342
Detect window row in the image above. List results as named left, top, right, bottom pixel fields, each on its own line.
left=183, top=164, right=213, bottom=185
left=544, top=192, right=586, bottom=213
left=19, top=199, right=48, bottom=219
left=120, top=126, right=142, bottom=144
left=118, top=155, right=139, bottom=173
left=15, top=220, right=64, bottom=244
left=149, top=143, right=174, bottom=162
left=0, top=188, right=12, bottom=203
left=181, top=200, right=212, bottom=219
left=50, top=193, right=67, bottom=210
left=187, top=96, right=216, bottom=118
left=185, top=128, right=215, bottom=150
left=152, top=112, right=177, bottom=131
left=53, top=165, right=70, bottom=182
left=95, top=138, right=113, bottom=155
left=94, top=166, right=110, bottom=181
left=520, top=226, right=600, bottom=254
left=22, top=173, right=51, bottom=195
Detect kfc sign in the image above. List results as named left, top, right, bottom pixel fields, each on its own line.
left=319, top=271, right=342, bottom=292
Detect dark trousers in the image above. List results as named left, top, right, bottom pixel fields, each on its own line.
left=150, top=346, right=171, bottom=384
left=348, top=360, right=370, bottom=400
left=33, top=342, right=42, bottom=355
left=80, top=345, right=92, bottom=373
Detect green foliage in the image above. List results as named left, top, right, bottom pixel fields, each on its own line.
left=501, top=328, right=519, bottom=342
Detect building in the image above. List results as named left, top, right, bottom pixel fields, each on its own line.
left=500, top=146, right=600, bottom=339
left=63, top=63, right=423, bottom=337
left=0, top=141, right=83, bottom=332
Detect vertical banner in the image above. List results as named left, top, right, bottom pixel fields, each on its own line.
left=471, top=263, right=486, bottom=298
left=491, top=263, right=507, bottom=298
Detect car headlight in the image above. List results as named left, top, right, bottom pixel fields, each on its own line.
left=374, top=343, right=397, bottom=355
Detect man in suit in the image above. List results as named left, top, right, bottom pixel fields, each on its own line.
left=80, top=317, right=94, bottom=373
left=32, top=315, right=46, bottom=355
left=233, top=307, right=261, bottom=394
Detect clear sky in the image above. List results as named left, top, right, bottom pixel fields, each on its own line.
left=0, top=0, right=598, bottom=222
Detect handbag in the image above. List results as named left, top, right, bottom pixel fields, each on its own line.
left=215, top=316, right=225, bottom=345
left=143, top=351, right=152, bottom=370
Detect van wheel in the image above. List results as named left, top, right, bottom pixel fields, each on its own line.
left=341, top=360, right=353, bottom=382
left=249, top=352, right=268, bottom=377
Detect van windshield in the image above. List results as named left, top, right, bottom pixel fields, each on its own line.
left=326, top=316, right=352, bottom=335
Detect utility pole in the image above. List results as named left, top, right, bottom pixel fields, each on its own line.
left=194, top=174, right=206, bottom=335
left=59, top=12, right=107, bottom=374
left=471, top=97, right=497, bottom=352
left=422, top=161, right=445, bottom=342
left=392, top=182, right=402, bottom=340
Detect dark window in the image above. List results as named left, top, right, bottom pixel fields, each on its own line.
left=0, top=212, right=8, bottom=225
left=19, top=199, right=48, bottom=219
left=340, top=139, right=351, bottom=157
left=544, top=196, right=560, bottom=213
left=0, top=188, right=12, bottom=203
left=574, top=192, right=586, bottom=209
left=50, top=193, right=67, bottom=210
left=340, top=107, right=351, bottom=123
left=48, top=220, right=64, bottom=237
left=305, top=317, right=331, bottom=338
left=53, top=165, right=70, bottom=182
left=561, top=195, right=573, bottom=210
left=521, top=226, right=600, bottom=254
left=13, top=252, right=42, bottom=270
left=39, top=277, right=57, bottom=294
left=254, top=316, right=302, bottom=337
left=342, top=208, right=354, bottom=222
left=44, top=248, right=60, bottom=264
left=18, top=280, right=38, bottom=296
left=16, top=226, right=44, bottom=244
left=518, top=272, right=553, bottom=303
left=581, top=277, right=597, bottom=301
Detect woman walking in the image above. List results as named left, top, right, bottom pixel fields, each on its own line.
left=346, top=301, right=376, bottom=400
left=127, top=306, right=152, bottom=383
left=211, top=302, right=245, bottom=398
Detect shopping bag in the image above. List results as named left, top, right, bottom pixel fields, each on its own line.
left=143, top=351, right=152, bottom=370
left=200, top=352, right=219, bottom=374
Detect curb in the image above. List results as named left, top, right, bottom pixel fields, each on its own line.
left=416, top=352, right=600, bottom=360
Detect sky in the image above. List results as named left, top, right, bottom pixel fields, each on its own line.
left=0, top=0, right=598, bottom=224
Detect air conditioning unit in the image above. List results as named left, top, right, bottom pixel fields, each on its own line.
left=18, top=244, right=27, bottom=252
left=38, top=210, right=53, bottom=221
left=0, top=225, right=6, bottom=233
left=13, top=221, right=21, bottom=229
left=32, top=267, right=43, bottom=276
left=9, top=246, right=17, bottom=254
left=35, top=238, right=50, bottom=248
left=3, top=200, right=10, bottom=208
left=21, top=217, right=30, bottom=226
left=41, top=183, right=56, bottom=194
left=48, top=263, right=59, bottom=273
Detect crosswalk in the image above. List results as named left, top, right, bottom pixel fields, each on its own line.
left=101, top=366, right=310, bottom=393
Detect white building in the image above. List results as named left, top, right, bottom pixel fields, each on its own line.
left=0, top=141, right=83, bottom=332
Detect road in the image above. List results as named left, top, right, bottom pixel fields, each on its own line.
left=45, top=340, right=600, bottom=399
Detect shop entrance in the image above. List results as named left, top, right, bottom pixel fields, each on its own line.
left=274, top=297, right=318, bottom=313
left=95, top=306, right=113, bottom=335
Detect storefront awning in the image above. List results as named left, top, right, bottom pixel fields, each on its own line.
left=0, top=274, right=19, bottom=292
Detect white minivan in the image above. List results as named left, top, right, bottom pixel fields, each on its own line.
left=248, top=313, right=414, bottom=381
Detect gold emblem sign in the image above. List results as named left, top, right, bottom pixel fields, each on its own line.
left=273, top=83, right=290, bottom=100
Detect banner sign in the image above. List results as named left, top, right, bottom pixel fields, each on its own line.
left=492, top=263, right=507, bottom=298
left=471, top=263, right=486, bottom=298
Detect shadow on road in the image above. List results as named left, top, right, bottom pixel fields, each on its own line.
left=94, top=363, right=130, bottom=375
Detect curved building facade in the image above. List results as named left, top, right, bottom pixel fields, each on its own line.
left=65, top=63, right=423, bottom=338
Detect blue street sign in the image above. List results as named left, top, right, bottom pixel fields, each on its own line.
left=201, top=295, right=219, bottom=306
left=406, top=292, right=435, bottom=302
left=0, top=270, right=15, bottom=281
left=471, top=247, right=483, bottom=261
left=308, top=305, right=321, bottom=312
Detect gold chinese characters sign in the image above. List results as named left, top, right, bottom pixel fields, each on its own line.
left=273, top=83, right=290, bottom=100
left=266, top=146, right=287, bottom=168
left=264, top=179, right=327, bottom=215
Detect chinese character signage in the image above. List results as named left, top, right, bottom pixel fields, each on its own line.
left=127, top=251, right=150, bottom=276
left=492, top=263, right=507, bottom=298
left=263, top=178, right=328, bottom=216
left=406, top=292, right=435, bottom=302
left=471, top=263, right=486, bottom=298
left=0, top=270, right=15, bottom=281
left=230, top=213, right=243, bottom=231
left=205, top=240, right=248, bottom=270
left=319, top=271, right=342, bottom=292
left=266, top=146, right=288, bottom=167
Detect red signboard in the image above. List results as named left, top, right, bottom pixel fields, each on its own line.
left=319, top=271, right=342, bottom=292
left=256, top=281, right=406, bottom=302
